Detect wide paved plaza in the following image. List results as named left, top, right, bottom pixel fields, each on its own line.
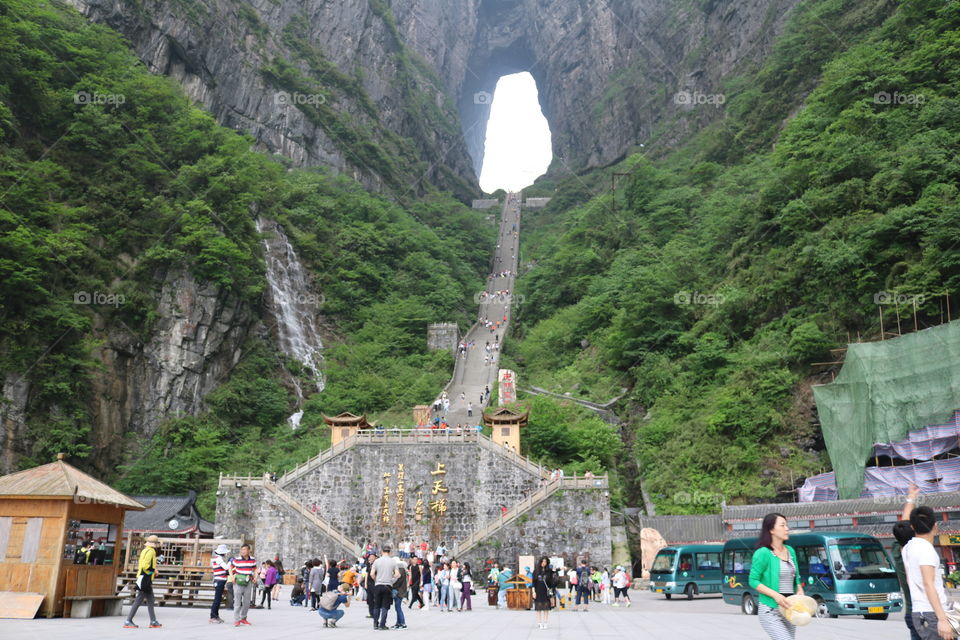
left=0, top=588, right=908, bottom=640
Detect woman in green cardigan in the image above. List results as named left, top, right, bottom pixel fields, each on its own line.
left=749, top=513, right=805, bottom=640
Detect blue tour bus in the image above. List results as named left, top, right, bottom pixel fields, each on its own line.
left=649, top=544, right=725, bottom=599
left=722, top=532, right=903, bottom=619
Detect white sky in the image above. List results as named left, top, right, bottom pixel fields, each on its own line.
left=478, top=72, right=553, bottom=193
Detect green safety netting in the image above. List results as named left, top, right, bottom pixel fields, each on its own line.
left=812, top=320, right=960, bottom=499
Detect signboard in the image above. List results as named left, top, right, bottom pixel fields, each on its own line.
left=498, top=369, right=517, bottom=405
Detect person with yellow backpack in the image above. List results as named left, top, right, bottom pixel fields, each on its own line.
left=123, top=535, right=162, bottom=629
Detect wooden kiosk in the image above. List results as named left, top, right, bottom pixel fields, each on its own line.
left=0, top=453, right=146, bottom=618
left=324, top=412, right=373, bottom=446
left=505, top=573, right=533, bottom=610
left=482, top=407, right=529, bottom=454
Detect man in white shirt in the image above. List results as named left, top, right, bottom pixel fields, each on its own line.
left=902, top=506, right=955, bottom=640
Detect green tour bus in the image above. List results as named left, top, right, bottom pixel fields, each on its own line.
left=649, top=544, right=725, bottom=599
left=722, top=532, right=903, bottom=619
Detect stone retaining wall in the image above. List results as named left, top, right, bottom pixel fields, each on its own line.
left=460, top=487, right=612, bottom=570
left=215, top=441, right=611, bottom=567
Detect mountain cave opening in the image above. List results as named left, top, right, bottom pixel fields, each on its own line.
left=477, top=72, right=553, bottom=193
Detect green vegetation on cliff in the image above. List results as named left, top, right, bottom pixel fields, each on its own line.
left=0, top=0, right=492, bottom=512
left=513, top=0, right=960, bottom=512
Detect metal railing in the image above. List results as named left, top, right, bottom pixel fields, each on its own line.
left=457, top=473, right=608, bottom=556
left=223, top=474, right=360, bottom=557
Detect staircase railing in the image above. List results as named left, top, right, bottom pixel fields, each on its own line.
left=456, top=473, right=608, bottom=556
left=278, top=433, right=358, bottom=485
left=475, top=432, right=549, bottom=478
left=223, top=474, right=360, bottom=557
left=278, top=428, right=550, bottom=486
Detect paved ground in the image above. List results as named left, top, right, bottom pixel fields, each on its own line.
left=0, top=588, right=908, bottom=640
left=442, top=193, right=521, bottom=427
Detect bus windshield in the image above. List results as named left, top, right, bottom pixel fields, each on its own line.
left=828, top=540, right=896, bottom=580
left=651, top=550, right=676, bottom=573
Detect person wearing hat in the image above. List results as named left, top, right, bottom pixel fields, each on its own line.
left=229, top=544, right=259, bottom=626
left=210, top=543, right=232, bottom=623
left=124, top=535, right=162, bottom=629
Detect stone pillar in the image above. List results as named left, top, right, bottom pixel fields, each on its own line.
left=427, top=323, right=459, bottom=353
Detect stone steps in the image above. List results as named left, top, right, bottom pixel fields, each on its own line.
left=457, top=474, right=608, bottom=556
left=224, top=474, right=360, bottom=558
left=278, top=429, right=550, bottom=489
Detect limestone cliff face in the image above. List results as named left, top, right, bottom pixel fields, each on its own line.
left=0, top=268, right=255, bottom=477
left=69, top=0, right=800, bottom=186
left=449, top=0, right=802, bottom=174
left=66, top=0, right=478, bottom=199
left=85, top=269, right=253, bottom=477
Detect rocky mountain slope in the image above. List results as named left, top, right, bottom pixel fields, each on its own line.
left=67, top=0, right=801, bottom=184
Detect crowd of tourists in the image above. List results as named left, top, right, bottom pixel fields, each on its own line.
left=117, top=536, right=634, bottom=630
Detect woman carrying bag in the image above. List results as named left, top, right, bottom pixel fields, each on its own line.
left=532, top=556, right=557, bottom=630
left=460, top=562, right=474, bottom=611
left=749, top=513, right=804, bottom=640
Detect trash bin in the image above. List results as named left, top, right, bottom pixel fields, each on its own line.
left=487, top=585, right=498, bottom=606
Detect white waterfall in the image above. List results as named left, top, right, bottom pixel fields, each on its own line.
left=256, top=217, right=325, bottom=428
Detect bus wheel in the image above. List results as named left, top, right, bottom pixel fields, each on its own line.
left=864, top=613, right=889, bottom=620
left=684, top=583, right=697, bottom=600
left=813, top=597, right=837, bottom=619
left=742, top=593, right=757, bottom=615
left=664, top=593, right=672, bottom=600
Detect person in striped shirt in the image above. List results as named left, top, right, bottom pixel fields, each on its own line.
left=229, top=545, right=259, bottom=626
left=209, top=544, right=231, bottom=624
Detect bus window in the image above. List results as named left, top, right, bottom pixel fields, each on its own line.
left=696, top=552, right=721, bottom=570
left=795, top=545, right=828, bottom=575
left=724, top=549, right=751, bottom=574
left=679, top=554, right=692, bottom=571
left=651, top=550, right=676, bottom=573
left=795, top=544, right=832, bottom=588
left=809, top=549, right=829, bottom=576
left=829, top=540, right=896, bottom=579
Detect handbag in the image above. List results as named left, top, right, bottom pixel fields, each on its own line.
left=549, top=596, right=556, bottom=609
left=945, top=601, right=960, bottom=634
left=235, top=574, right=251, bottom=587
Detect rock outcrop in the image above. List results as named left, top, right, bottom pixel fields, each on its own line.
left=66, top=0, right=478, bottom=199
left=68, top=0, right=801, bottom=186
left=86, top=269, right=253, bottom=476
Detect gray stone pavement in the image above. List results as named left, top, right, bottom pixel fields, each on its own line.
left=0, top=588, right=907, bottom=640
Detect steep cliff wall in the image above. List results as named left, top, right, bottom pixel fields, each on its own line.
left=66, top=0, right=478, bottom=199
left=69, top=0, right=800, bottom=186
left=87, top=269, right=254, bottom=477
